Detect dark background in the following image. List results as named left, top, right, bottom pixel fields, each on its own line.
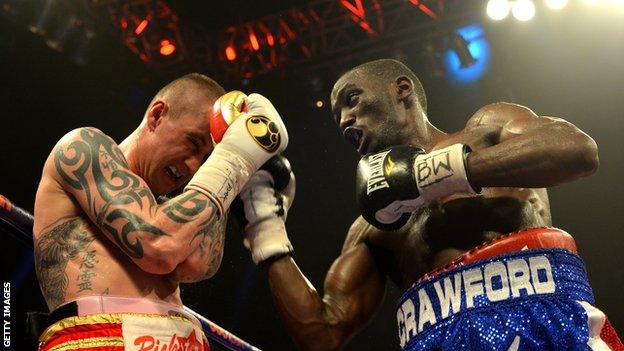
left=1, top=1, right=623, bottom=350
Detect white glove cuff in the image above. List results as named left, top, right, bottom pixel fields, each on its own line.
left=185, top=143, right=255, bottom=217
left=413, top=143, right=480, bottom=203
left=245, top=218, right=293, bottom=264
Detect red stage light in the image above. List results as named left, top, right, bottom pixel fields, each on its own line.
left=225, top=45, right=237, bottom=61
left=120, top=18, right=128, bottom=30
left=248, top=30, right=260, bottom=51
left=266, top=33, right=275, bottom=47
left=159, top=39, right=176, bottom=56
left=408, top=0, right=438, bottom=19
left=135, top=19, right=148, bottom=35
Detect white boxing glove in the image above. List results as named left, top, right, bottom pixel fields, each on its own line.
left=239, top=155, right=295, bottom=264
left=185, top=92, right=289, bottom=217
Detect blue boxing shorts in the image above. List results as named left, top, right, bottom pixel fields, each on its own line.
left=396, top=227, right=623, bottom=351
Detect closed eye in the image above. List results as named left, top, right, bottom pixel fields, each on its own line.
left=346, top=91, right=359, bottom=107
left=187, top=137, right=200, bottom=151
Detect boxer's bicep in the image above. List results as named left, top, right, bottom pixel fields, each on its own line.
left=322, top=241, right=386, bottom=341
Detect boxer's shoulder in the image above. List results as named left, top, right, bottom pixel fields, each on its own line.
left=465, top=102, right=537, bottom=129
left=56, top=126, right=115, bottom=147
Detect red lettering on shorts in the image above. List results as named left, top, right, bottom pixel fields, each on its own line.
left=134, top=336, right=155, bottom=351
left=132, top=330, right=203, bottom=351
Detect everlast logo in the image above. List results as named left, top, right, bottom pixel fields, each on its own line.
left=384, top=156, right=396, bottom=175
left=396, top=255, right=556, bottom=348
left=415, top=150, right=453, bottom=188
left=366, top=150, right=391, bottom=195
left=246, top=115, right=281, bottom=152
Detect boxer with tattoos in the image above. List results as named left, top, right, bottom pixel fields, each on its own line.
left=32, top=73, right=289, bottom=351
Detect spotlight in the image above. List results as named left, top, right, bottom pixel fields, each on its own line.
left=450, top=33, right=476, bottom=69
left=159, top=39, right=176, bottom=56
left=486, top=0, right=510, bottom=20
left=545, top=0, right=568, bottom=9
left=512, top=0, right=536, bottom=21
left=225, top=45, right=237, bottom=61
left=315, top=100, right=324, bottom=108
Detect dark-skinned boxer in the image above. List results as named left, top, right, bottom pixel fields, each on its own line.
left=33, top=73, right=289, bottom=351
left=236, top=59, right=623, bottom=350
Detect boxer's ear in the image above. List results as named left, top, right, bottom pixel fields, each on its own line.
left=395, top=76, right=414, bottom=108
left=147, top=100, right=168, bottom=131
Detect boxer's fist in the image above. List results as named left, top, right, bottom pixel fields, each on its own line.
left=356, top=144, right=480, bottom=231
left=356, top=146, right=424, bottom=231
left=239, top=155, right=295, bottom=264
left=185, top=92, right=289, bottom=216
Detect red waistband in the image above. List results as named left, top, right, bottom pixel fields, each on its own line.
left=419, top=227, right=577, bottom=282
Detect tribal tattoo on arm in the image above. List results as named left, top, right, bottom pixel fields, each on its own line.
left=52, top=127, right=222, bottom=265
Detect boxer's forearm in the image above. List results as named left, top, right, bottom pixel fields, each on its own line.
left=266, top=257, right=348, bottom=351
left=266, top=242, right=386, bottom=351
left=168, top=213, right=227, bottom=282
left=467, top=118, right=599, bottom=188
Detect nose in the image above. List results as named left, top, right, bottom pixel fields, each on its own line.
left=185, top=155, right=203, bottom=175
left=339, top=112, right=356, bottom=132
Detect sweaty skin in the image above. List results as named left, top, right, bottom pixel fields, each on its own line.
left=265, top=72, right=598, bottom=350
left=34, top=110, right=226, bottom=311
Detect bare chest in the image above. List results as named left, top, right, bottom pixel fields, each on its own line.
left=365, top=188, right=551, bottom=289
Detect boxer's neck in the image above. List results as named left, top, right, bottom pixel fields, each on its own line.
left=404, top=110, right=447, bottom=151
left=118, top=128, right=144, bottom=176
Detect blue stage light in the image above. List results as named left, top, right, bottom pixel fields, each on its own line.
left=443, top=24, right=490, bottom=85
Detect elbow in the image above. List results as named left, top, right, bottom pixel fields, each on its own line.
left=134, top=238, right=184, bottom=275
left=574, top=135, right=599, bottom=177
left=135, top=257, right=178, bottom=275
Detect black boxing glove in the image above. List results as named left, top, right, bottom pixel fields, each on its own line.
left=238, top=155, right=295, bottom=264
left=356, top=144, right=480, bottom=231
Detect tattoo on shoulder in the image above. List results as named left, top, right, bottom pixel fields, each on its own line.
left=54, top=128, right=141, bottom=216
left=35, top=217, right=97, bottom=310
left=54, top=128, right=168, bottom=259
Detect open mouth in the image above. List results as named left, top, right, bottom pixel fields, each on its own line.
left=165, top=165, right=184, bottom=182
left=344, top=127, right=364, bottom=153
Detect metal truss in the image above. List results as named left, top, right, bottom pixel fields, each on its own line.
left=213, top=0, right=450, bottom=80
left=3, top=0, right=480, bottom=82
